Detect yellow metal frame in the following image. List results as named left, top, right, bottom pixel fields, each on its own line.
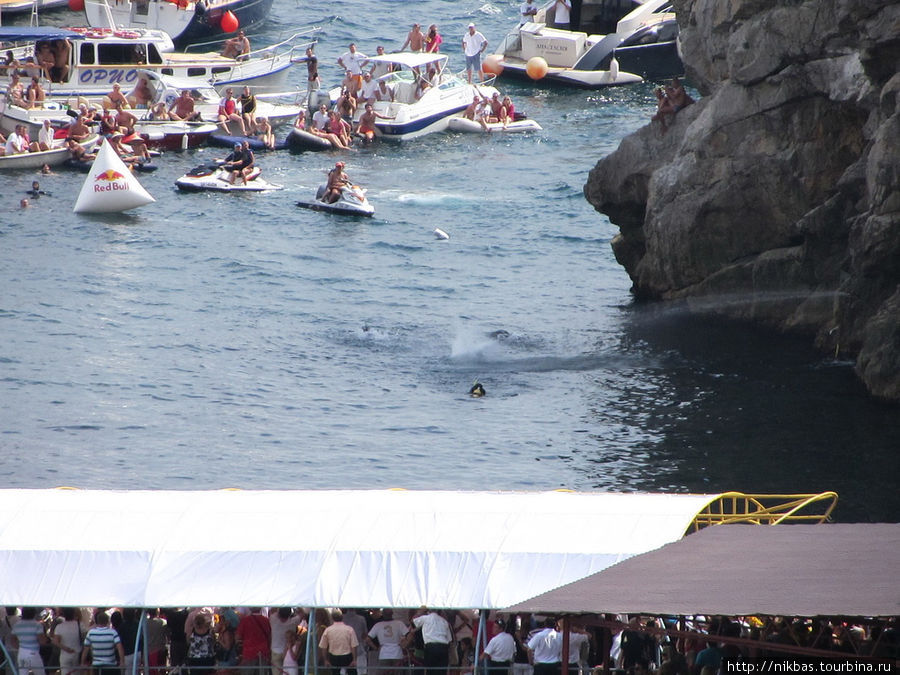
left=687, top=491, right=838, bottom=532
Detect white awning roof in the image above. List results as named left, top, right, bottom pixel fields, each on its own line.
left=367, top=52, right=448, bottom=69
left=0, top=489, right=719, bottom=608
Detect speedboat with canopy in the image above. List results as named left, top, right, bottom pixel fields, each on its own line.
left=330, top=52, right=501, bottom=141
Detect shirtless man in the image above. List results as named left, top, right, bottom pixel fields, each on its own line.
left=130, top=77, right=153, bottom=108
left=26, top=77, right=45, bottom=109
left=324, top=161, right=350, bottom=204
left=66, top=114, right=91, bottom=142
left=355, top=103, right=392, bottom=143
left=222, top=31, right=251, bottom=59
left=401, top=23, right=426, bottom=52
left=66, top=137, right=95, bottom=162
left=169, top=90, right=201, bottom=121
left=35, top=42, right=55, bottom=79
left=115, top=102, right=138, bottom=135
left=107, top=83, right=130, bottom=110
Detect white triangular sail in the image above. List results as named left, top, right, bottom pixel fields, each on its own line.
left=73, top=139, right=156, bottom=213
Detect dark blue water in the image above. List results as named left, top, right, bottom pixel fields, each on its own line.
left=1, top=0, right=897, bottom=522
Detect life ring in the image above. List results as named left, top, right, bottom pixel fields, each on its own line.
left=86, top=29, right=109, bottom=39
left=114, top=30, right=141, bottom=39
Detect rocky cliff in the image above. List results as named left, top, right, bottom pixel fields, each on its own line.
left=585, top=0, right=900, bottom=400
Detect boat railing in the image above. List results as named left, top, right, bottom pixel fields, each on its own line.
left=453, top=70, right=497, bottom=88
left=182, top=26, right=319, bottom=56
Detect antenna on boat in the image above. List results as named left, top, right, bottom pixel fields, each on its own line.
left=30, top=1, right=39, bottom=27
left=100, top=0, right=119, bottom=30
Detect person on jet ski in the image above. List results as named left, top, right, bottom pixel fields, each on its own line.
left=324, top=161, right=351, bottom=203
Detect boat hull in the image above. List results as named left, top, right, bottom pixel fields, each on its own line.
left=0, top=135, right=99, bottom=170
left=286, top=127, right=333, bottom=152
left=447, top=117, right=542, bottom=133
left=498, top=60, right=642, bottom=88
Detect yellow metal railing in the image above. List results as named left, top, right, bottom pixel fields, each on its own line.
left=687, top=491, right=838, bottom=532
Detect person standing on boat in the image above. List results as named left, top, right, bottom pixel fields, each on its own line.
left=410, top=608, right=452, bottom=675
left=462, top=24, right=488, bottom=83
left=401, top=24, right=426, bottom=52
left=551, top=0, right=571, bottom=29
left=520, top=0, right=538, bottom=25
left=526, top=618, right=561, bottom=675
left=369, top=46, right=392, bottom=79
left=425, top=25, right=443, bottom=53
left=81, top=611, right=124, bottom=675
left=304, top=46, right=320, bottom=93
left=51, top=39, right=72, bottom=83
left=318, top=609, right=358, bottom=675
left=337, top=43, right=368, bottom=97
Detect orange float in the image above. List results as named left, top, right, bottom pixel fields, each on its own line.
left=220, top=10, right=239, bottom=33
left=525, top=56, right=549, bottom=80
left=482, top=54, right=504, bottom=76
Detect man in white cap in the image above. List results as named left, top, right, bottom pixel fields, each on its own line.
left=462, top=23, right=488, bottom=83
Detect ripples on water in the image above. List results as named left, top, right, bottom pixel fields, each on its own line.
left=1, top=0, right=897, bottom=522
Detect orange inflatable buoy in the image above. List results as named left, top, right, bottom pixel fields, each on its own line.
left=525, top=56, right=548, bottom=80
left=220, top=10, right=239, bottom=33
left=482, top=54, right=504, bottom=76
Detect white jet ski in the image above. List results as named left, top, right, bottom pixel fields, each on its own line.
left=175, top=164, right=283, bottom=192
left=297, top=183, right=375, bottom=217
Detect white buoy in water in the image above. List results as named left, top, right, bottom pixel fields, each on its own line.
left=73, top=139, right=155, bottom=213
left=181, top=133, right=189, bottom=150
left=434, top=228, right=450, bottom=240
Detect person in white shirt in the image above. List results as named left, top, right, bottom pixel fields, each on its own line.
left=38, top=118, right=55, bottom=151
left=552, top=0, right=571, bottom=28
left=482, top=623, right=517, bottom=675
left=520, top=0, right=538, bottom=25
left=358, top=72, right=380, bottom=104
left=366, top=609, right=408, bottom=675
left=337, top=43, right=368, bottom=96
left=313, top=103, right=330, bottom=130
left=527, top=619, right=562, bottom=675
left=369, top=46, right=391, bottom=79
left=462, top=24, right=488, bottom=83
left=411, top=607, right=452, bottom=675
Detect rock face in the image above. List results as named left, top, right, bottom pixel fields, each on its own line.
left=585, top=0, right=900, bottom=401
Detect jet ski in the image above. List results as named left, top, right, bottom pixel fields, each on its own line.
left=174, top=164, right=283, bottom=192
left=297, top=183, right=375, bottom=217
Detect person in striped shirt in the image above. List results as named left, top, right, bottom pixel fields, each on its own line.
left=81, top=611, right=124, bottom=674
left=10, top=607, right=48, bottom=675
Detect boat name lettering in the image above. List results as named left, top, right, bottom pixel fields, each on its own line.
left=79, top=69, right=140, bottom=85
left=94, top=183, right=131, bottom=192
left=534, top=41, right=573, bottom=53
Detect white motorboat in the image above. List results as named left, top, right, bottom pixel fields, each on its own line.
left=174, top=163, right=282, bottom=191
left=447, top=117, right=542, bottom=133
left=342, top=53, right=500, bottom=141
left=0, top=134, right=99, bottom=170
left=82, top=0, right=274, bottom=48
left=495, top=0, right=682, bottom=87
left=0, top=26, right=311, bottom=101
left=297, top=183, right=374, bottom=217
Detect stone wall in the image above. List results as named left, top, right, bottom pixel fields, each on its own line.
left=584, top=0, right=900, bottom=400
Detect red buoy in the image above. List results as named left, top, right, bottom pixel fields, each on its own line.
left=220, top=10, right=239, bottom=33
left=68, top=0, right=86, bottom=12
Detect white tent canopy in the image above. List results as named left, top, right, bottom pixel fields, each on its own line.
left=0, top=489, right=719, bottom=608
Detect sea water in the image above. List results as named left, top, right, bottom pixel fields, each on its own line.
left=1, top=0, right=897, bottom=522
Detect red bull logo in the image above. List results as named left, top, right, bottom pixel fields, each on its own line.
left=93, top=169, right=130, bottom=192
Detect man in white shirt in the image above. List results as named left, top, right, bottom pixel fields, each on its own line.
left=462, top=24, right=488, bottom=83
left=527, top=618, right=561, bottom=675
left=411, top=607, right=452, bottom=675
left=358, top=72, right=380, bottom=104
left=38, top=118, right=55, bottom=151
left=5, top=124, right=33, bottom=155
left=312, top=103, right=330, bottom=130
left=552, top=0, right=572, bottom=29
left=520, top=0, right=538, bottom=25
left=369, top=46, right=391, bottom=79
left=482, top=623, right=517, bottom=675
left=366, top=609, right=408, bottom=675
left=337, top=43, right=368, bottom=96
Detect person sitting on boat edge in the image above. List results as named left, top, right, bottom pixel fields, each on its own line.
left=217, top=88, right=247, bottom=135
left=1, top=50, right=22, bottom=77
left=170, top=90, right=202, bottom=122
left=106, top=82, right=131, bottom=110
left=221, top=31, right=251, bottom=60
left=239, top=85, right=259, bottom=135
left=5, top=124, right=38, bottom=155
left=256, top=116, right=275, bottom=150
left=6, top=73, right=27, bottom=108
left=324, top=161, right=351, bottom=204
left=307, top=107, right=351, bottom=150
left=37, top=119, right=55, bottom=152
left=336, top=88, right=357, bottom=123
left=149, top=102, right=171, bottom=121
left=130, top=77, right=153, bottom=109
left=328, top=110, right=353, bottom=149
left=358, top=72, right=379, bottom=106
left=26, top=76, right=46, bottom=109
left=65, top=137, right=95, bottom=163
left=500, top=95, right=515, bottom=128
left=66, top=115, right=92, bottom=143
left=355, top=103, right=393, bottom=143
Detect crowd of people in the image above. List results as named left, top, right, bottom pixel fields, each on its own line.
left=0, top=608, right=896, bottom=675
